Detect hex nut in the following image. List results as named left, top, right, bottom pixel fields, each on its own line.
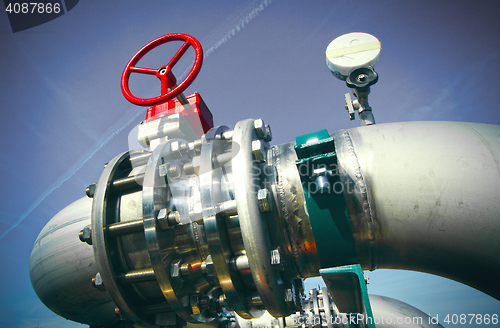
left=254, top=119, right=267, bottom=140
left=171, top=260, right=182, bottom=278
left=257, top=188, right=271, bottom=212
left=92, top=272, right=106, bottom=292
left=264, top=124, right=272, bottom=142
left=205, top=255, right=217, bottom=277
left=157, top=208, right=170, bottom=230
left=79, top=226, right=92, bottom=245
left=170, top=141, right=183, bottom=159
left=285, top=288, right=294, bottom=304
left=252, top=140, right=266, bottom=163
left=158, top=163, right=168, bottom=177
left=270, top=248, right=281, bottom=266
left=86, top=183, right=96, bottom=198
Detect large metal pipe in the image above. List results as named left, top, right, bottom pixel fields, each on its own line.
left=29, top=197, right=118, bottom=326
left=29, top=120, right=500, bottom=327
left=333, top=121, right=500, bottom=300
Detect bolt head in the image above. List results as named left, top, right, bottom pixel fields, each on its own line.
left=254, top=119, right=267, bottom=140
left=252, top=140, right=266, bottom=163
left=171, top=260, right=182, bottom=278
left=285, top=288, right=294, bottom=304
left=270, top=248, right=281, bottom=266
left=86, top=183, right=96, bottom=198
left=257, top=188, right=271, bottom=212
left=79, top=226, right=92, bottom=245
left=92, top=272, right=106, bottom=292
left=157, top=208, right=170, bottom=230
left=264, top=124, right=272, bottom=142
left=170, top=141, right=183, bottom=159
left=159, top=163, right=168, bottom=177
left=205, top=255, right=217, bottom=277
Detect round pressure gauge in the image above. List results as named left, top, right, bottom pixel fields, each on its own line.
left=326, top=32, right=381, bottom=80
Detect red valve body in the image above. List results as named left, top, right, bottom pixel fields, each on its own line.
left=145, top=92, right=213, bottom=134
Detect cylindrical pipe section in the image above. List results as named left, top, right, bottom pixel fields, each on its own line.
left=29, top=197, right=118, bottom=326
left=333, top=121, right=500, bottom=300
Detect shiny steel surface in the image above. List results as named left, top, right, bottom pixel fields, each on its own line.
left=142, top=140, right=201, bottom=323
left=369, top=295, right=444, bottom=328
left=30, top=197, right=118, bottom=326
left=232, top=119, right=293, bottom=317
left=201, top=126, right=257, bottom=318
left=92, top=149, right=151, bottom=325
left=334, top=121, right=500, bottom=300
left=271, top=142, right=320, bottom=278
left=32, top=117, right=500, bottom=328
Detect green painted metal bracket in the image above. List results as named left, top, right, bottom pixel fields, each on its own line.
left=320, top=264, right=375, bottom=328
left=294, top=130, right=357, bottom=269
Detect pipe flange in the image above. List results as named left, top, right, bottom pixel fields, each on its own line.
left=200, top=126, right=261, bottom=319
left=143, top=139, right=212, bottom=323
left=92, top=149, right=151, bottom=326
left=232, top=119, right=293, bottom=317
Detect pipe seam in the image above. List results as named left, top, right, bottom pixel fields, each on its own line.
left=338, top=130, right=377, bottom=270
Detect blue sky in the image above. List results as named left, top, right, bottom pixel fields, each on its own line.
left=1, top=1, right=500, bottom=327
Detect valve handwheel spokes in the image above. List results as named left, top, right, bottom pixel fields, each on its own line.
left=121, top=33, right=203, bottom=107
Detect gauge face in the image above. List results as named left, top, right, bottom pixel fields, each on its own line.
left=326, top=32, right=381, bottom=80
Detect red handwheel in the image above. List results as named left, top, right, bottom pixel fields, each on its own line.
left=121, top=33, right=203, bottom=107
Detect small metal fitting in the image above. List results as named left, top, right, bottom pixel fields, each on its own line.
left=180, top=295, right=190, bottom=307
left=204, top=255, right=217, bottom=277
left=199, top=295, right=209, bottom=309
left=157, top=209, right=181, bottom=229
left=316, top=175, right=330, bottom=193
left=167, top=210, right=181, bottom=226
left=230, top=255, right=250, bottom=272
left=157, top=208, right=169, bottom=230
left=86, top=183, right=96, bottom=198
left=270, top=248, right=282, bottom=266
left=180, top=262, right=192, bottom=277
left=247, top=292, right=263, bottom=306
left=183, top=161, right=197, bottom=176
left=171, top=260, right=182, bottom=278
left=252, top=139, right=266, bottom=162
left=254, top=119, right=267, bottom=140
left=285, top=288, right=294, bottom=305
left=264, top=124, right=272, bottom=142
left=170, top=141, right=183, bottom=159
left=217, top=200, right=238, bottom=217
left=218, top=294, right=227, bottom=308
left=92, top=272, right=106, bottom=292
left=171, top=260, right=192, bottom=278
left=222, top=130, right=234, bottom=140
left=79, top=225, right=92, bottom=245
left=257, top=188, right=271, bottom=212
left=190, top=294, right=201, bottom=314
left=159, top=163, right=182, bottom=179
